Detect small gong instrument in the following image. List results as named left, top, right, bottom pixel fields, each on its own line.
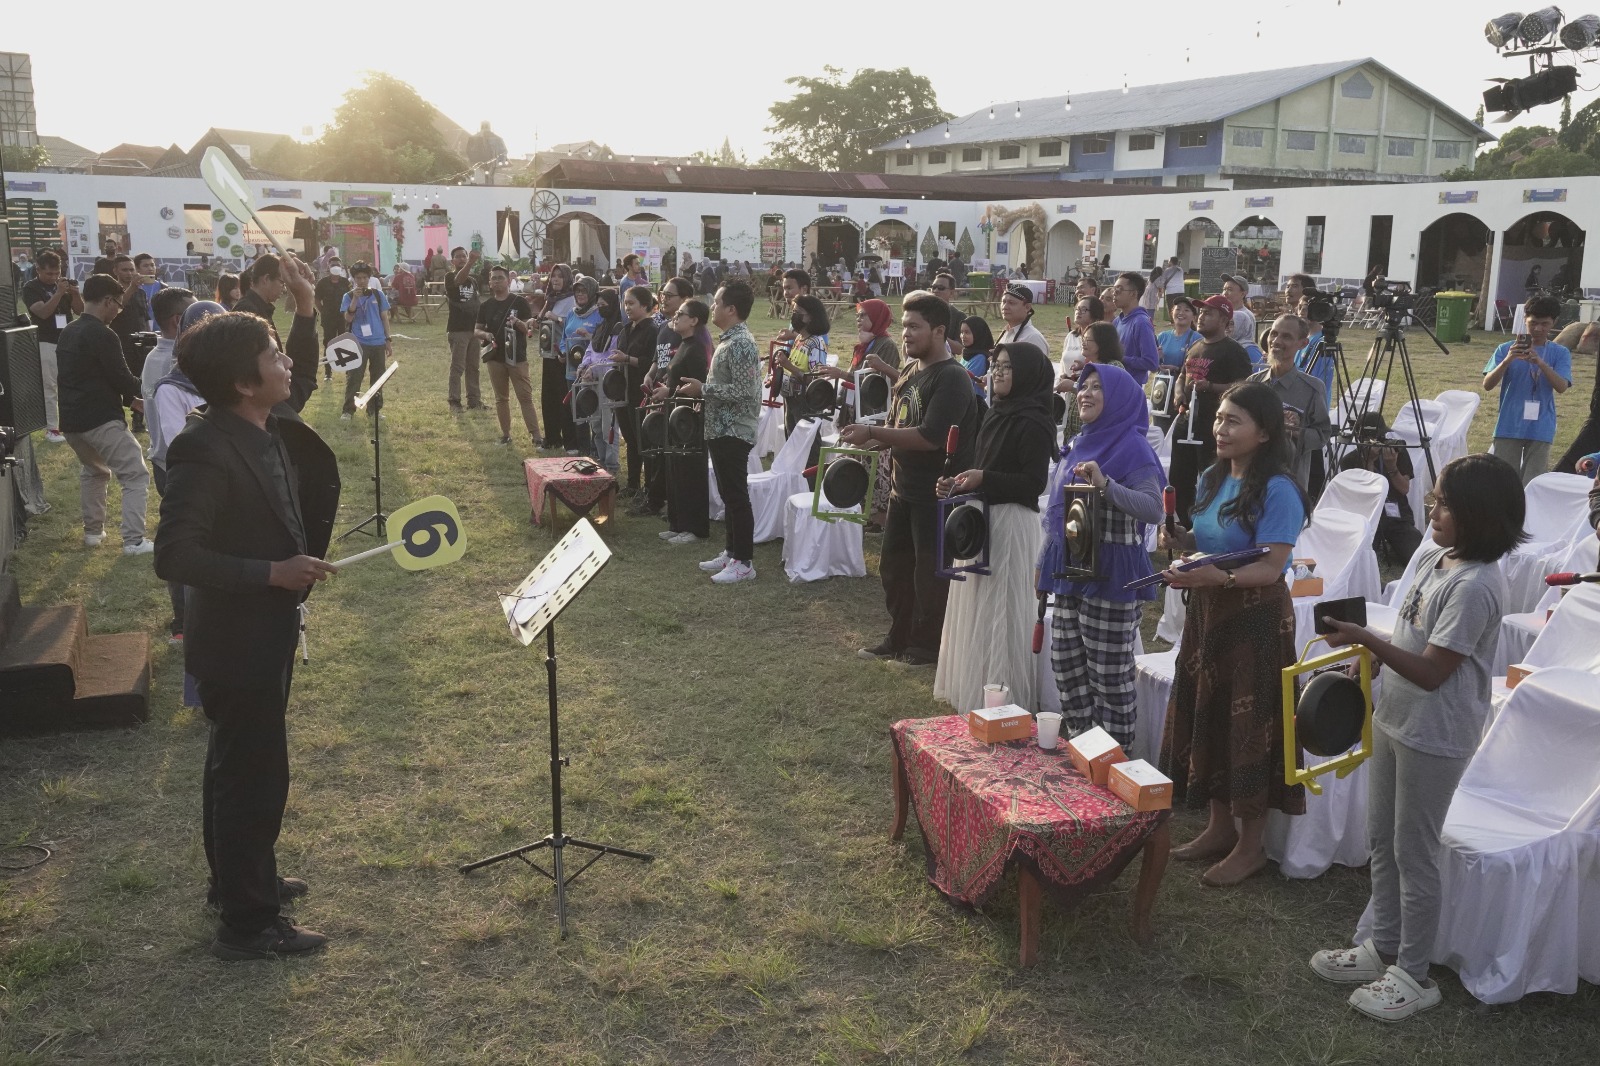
left=810, top=445, right=880, bottom=525
left=1054, top=482, right=1102, bottom=579
left=935, top=492, right=991, bottom=580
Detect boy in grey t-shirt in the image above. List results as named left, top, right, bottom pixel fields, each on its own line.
left=1308, top=454, right=1524, bottom=1024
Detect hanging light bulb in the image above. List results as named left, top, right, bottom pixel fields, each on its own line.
left=1064, top=93, right=1072, bottom=111
left=905, top=138, right=912, bottom=150
left=1122, top=78, right=1129, bottom=94
left=988, top=106, right=995, bottom=120
left=944, top=124, right=951, bottom=139
left=1014, top=102, right=1021, bottom=119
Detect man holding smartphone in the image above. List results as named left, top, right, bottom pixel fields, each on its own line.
left=1482, top=294, right=1571, bottom=485
left=23, top=249, right=84, bottom=443
left=339, top=261, right=392, bottom=420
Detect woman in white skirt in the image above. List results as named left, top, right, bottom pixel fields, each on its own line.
left=934, top=341, right=1057, bottom=712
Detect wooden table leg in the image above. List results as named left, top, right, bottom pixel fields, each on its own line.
left=1018, top=866, right=1042, bottom=968
left=1130, top=819, right=1171, bottom=947
left=890, top=749, right=908, bottom=842
left=599, top=486, right=615, bottom=525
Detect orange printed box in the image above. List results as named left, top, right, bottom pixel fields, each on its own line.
left=1506, top=663, right=1534, bottom=690
left=968, top=704, right=1032, bottom=744
left=1067, top=726, right=1127, bottom=785
left=1108, top=759, right=1174, bottom=812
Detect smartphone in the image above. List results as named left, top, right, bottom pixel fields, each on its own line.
left=1314, top=596, right=1367, bottom=635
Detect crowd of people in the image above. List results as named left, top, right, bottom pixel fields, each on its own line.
left=14, top=239, right=1600, bottom=1015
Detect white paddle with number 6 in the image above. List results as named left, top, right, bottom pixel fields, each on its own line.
left=332, top=496, right=467, bottom=570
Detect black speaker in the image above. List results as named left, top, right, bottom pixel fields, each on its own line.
left=0, top=325, right=46, bottom=434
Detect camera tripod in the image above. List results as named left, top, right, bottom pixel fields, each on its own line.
left=1320, top=308, right=1443, bottom=485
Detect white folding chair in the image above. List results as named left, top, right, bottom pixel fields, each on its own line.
left=1432, top=389, right=1480, bottom=471
left=1315, top=468, right=1388, bottom=545
left=780, top=491, right=866, bottom=583
left=1333, top=378, right=1387, bottom=430
left=1295, top=507, right=1381, bottom=603
left=1495, top=535, right=1598, bottom=675
left=1499, top=473, right=1594, bottom=614
left=1489, top=580, right=1600, bottom=720
left=1355, top=669, right=1600, bottom=1004
left=747, top=417, right=823, bottom=543
left=1389, top=406, right=1445, bottom=534
left=1131, top=647, right=1178, bottom=766
left=756, top=404, right=786, bottom=459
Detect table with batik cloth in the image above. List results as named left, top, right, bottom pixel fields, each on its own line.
left=523, top=457, right=617, bottom=528
left=890, top=715, right=1171, bottom=967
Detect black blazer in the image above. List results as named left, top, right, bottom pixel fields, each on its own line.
left=155, top=410, right=339, bottom=686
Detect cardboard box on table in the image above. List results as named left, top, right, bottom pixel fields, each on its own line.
left=1108, top=759, right=1174, bottom=812
left=1067, top=726, right=1127, bottom=785
left=968, top=704, right=1032, bottom=744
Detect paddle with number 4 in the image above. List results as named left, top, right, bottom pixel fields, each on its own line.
left=332, top=496, right=467, bottom=570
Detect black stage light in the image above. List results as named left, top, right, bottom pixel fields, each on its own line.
left=1560, top=13, right=1600, bottom=49
left=1519, top=6, right=1565, bottom=42
left=1484, top=64, right=1580, bottom=118
left=1485, top=11, right=1524, bottom=46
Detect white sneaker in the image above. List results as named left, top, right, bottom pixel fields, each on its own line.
left=46, top=430, right=66, bottom=443
left=83, top=532, right=105, bottom=548
left=122, top=539, right=155, bottom=556
left=658, top=530, right=678, bottom=541
left=668, top=531, right=704, bottom=545
left=711, top=560, right=755, bottom=584
left=698, top=551, right=730, bottom=572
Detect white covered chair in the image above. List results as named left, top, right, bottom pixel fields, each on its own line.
left=756, top=404, right=786, bottom=459
left=1315, top=468, right=1388, bottom=544
left=780, top=490, right=866, bottom=583
left=1495, top=535, right=1599, bottom=676
left=1332, top=377, right=1387, bottom=431
left=1489, top=580, right=1600, bottom=720
left=1370, top=669, right=1600, bottom=1004
left=1498, top=472, right=1594, bottom=614
left=1390, top=403, right=1445, bottom=534
left=1432, top=389, right=1481, bottom=469
left=1295, top=507, right=1382, bottom=603
left=746, top=417, right=823, bottom=543
left=1130, top=646, right=1178, bottom=766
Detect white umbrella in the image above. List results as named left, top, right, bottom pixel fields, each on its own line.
left=498, top=215, right=516, bottom=260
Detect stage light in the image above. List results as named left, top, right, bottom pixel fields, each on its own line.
left=1486, top=10, right=1525, bottom=45
left=1560, top=13, right=1600, bottom=48
left=1519, top=6, right=1564, bottom=41
left=1484, top=63, right=1579, bottom=117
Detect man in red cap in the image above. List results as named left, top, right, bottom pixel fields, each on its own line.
left=1169, top=293, right=1254, bottom=522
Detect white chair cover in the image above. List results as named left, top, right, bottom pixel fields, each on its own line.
left=705, top=444, right=769, bottom=520
left=1356, top=669, right=1600, bottom=1004
left=1432, top=389, right=1481, bottom=470
left=1316, top=468, right=1388, bottom=544
left=1490, top=580, right=1600, bottom=718
left=1296, top=508, right=1382, bottom=603
left=1332, top=377, right=1387, bottom=430
left=780, top=491, right=866, bottom=582
left=1499, top=473, right=1594, bottom=614
left=1391, top=406, right=1445, bottom=534
left=1130, top=647, right=1177, bottom=765
left=1493, top=536, right=1598, bottom=675
left=1382, top=533, right=1439, bottom=606
left=746, top=417, right=824, bottom=543
left=756, top=404, right=786, bottom=458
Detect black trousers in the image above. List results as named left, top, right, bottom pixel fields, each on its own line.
left=342, top=345, right=387, bottom=414
left=1375, top=515, right=1423, bottom=567
left=152, top=464, right=184, bottom=634
left=1554, top=411, right=1600, bottom=474
left=618, top=405, right=643, bottom=490
left=1168, top=434, right=1216, bottom=525
left=666, top=447, right=710, bottom=537
left=200, top=661, right=294, bottom=934
left=540, top=359, right=573, bottom=450
left=708, top=436, right=753, bottom=562
left=644, top=453, right=668, bottom=513
left=879, top=496, right=948, bottom=657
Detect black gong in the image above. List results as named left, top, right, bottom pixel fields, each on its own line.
left=601, top=367, right=627, bottom=403
left=803, top=376, right=838, bottom=412
left=944, top=501, right=988, bottom=559
left=574, top=386, right=599, bottom=419
left=1296, top=671, right=1368, bottom=757
left=641, top=405, right=668, bottom=449
left=822, top=457, right=870, bottom=509
left=668, top=403, right=703, bottom=448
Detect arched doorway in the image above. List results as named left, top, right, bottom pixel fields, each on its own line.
left=549, top=211, right=609, bottom=272
left=1046, top=219, right=1085, bottom=279
left=1013, top=220, right=1042, bottom=277
left=1228, top=215, right=1281, bottom=286
left=615, top=212, right=677, bottom=283
left=865, top=219, right=916, bottom=261
left=803, top=215, right=862, bottom=278
left=1175, top=216, right=1224, bottom=272
left=1417, top=213, right=1492, bottom=294
left=1499, top=211, right=1585, bottom=304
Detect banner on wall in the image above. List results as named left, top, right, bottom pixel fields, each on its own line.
left=422, top=225, right=448, bottom=258
left=760, top=219, right=785, bottom=265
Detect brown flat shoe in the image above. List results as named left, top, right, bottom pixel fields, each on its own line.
left=1200, top=855, right=1271, bottom=888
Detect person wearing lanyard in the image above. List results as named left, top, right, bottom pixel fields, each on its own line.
left=1481, top=293, right=1571, bottom=486
left=338, top=262, right=392, bottom=420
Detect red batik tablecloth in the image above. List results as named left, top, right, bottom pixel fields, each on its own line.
left=523, top=457, right=616, bottom=525
left=890, top=714, right=1169, bottom=909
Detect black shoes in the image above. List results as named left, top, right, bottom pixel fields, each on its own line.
left=858, top=643, right=896, bottom=661
left=210, top=916, right=328, bottom=962
left=898, top=648, right=938, bottom=668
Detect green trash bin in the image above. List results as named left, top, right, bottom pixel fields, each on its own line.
left=1433, top=291, right=1474, bottom=343
left=1185, top=278, right=1200, bottom=299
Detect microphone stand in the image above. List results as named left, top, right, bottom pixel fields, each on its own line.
left=1176, top=384, right=1204, bottom=447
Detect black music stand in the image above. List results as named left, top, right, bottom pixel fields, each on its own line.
left=338, top=360, right=399, bottom=541
left=462, top=518, right=653, bottom=936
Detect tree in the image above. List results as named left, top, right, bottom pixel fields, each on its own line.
left=1560, top=95, right=1572, bottom=133
left=1558, top=97, right=1600, bottom=156
left=1474, top=104, right=1486, bottom=127
left=1444, top=124, right=1566, bottom=180
left=1, top=143, right=49, bottom=171
left=689, top=137, right=748, bottom=167
left=764, top=67, right=949, bottom=172
left=310, top=73, right=467, bottom=184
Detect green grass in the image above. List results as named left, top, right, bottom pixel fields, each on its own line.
left=0, top=298, right=1595, bottom=1064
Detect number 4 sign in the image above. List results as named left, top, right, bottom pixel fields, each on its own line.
left=325, top=332, right=365, bottom=372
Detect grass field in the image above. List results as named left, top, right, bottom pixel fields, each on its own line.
left=1, top=295, right=1596, bottom=1065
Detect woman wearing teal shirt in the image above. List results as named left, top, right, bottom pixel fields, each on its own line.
left=1157, top=381, right=1309, bottom=888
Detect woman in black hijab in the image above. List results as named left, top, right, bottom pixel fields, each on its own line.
left=933, top=341, right=1057, bottom=712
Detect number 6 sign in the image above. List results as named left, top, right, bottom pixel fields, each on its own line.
left=332, top=495, right=466, bottom=570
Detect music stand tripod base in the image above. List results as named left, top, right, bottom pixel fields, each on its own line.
left=464, top=519, right=653, bottom=937
left=339, top=360, right=401, bottom=542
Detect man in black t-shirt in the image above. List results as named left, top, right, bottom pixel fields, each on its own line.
left=472, top=265, right=540, bottom=447
left=23, top=249, right=85, bottom=441
left=1170, top=293, right=1254, bottom=523
left=445, top=246, right=484, bottom=410
left=313, top=260, right=351, bottom=381
left=108, top=255, right=154, bottom=430
left=841, top=290, right=978, bottom=666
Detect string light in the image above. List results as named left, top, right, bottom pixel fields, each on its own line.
left=1064, top=93, right=1072, bottom=111
left=1014, top=102, right=1022, bottom=119
left=944, top=124, right=951, bottom=138
left=988, top=106, right=995, bottom=120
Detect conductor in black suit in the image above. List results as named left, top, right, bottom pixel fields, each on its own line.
left=155, top=256, right=341, bottom=960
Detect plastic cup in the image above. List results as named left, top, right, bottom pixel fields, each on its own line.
left=983, top=683, right=1010, bottom=708
left=1037, top=712, right=1063, bottom=750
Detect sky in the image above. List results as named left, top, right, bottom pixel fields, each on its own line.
left=11, top=1, right=1600, bottom=163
